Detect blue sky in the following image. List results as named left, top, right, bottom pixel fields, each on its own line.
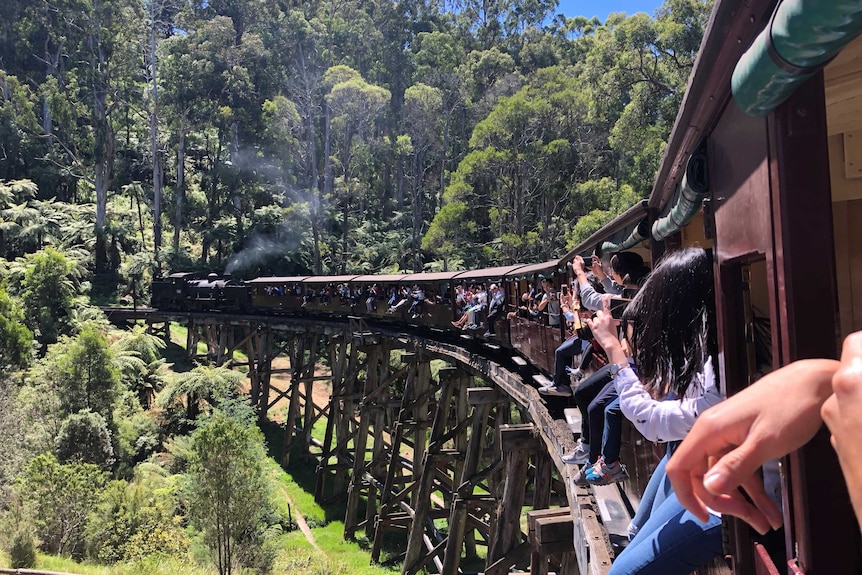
left=555, top=0, right=664, bottom=22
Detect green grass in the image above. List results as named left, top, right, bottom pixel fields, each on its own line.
left=0, top=552, right=212, bottom=575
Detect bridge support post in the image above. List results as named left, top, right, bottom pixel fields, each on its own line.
left=440, top=386, right=502, bottom=574
left=344, top=343, right=387, bottom=537
left=486, top=424, right=540, bottom=574
left=402, top=366, right=461, bottom=575
left=283, top=333, right=318, bottom=466
left=370, top=351, right=433, bottom=564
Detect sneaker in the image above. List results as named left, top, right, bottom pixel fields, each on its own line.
left=566, top=367, right=583, bottom=382
left=482, top=331, right=494, bottom=337
left=539, top=384, right=573, bottom=397
left=572, top=464, right=592, bottom=487
left=585, top=459, right=628, bottom=485
left=561, top=439, right=590, bottom=465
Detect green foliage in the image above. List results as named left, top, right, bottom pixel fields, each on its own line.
left=186, top=412, right=278, bottom=575
left=85, top=472, right=187, bottom=564
left=18, top=454, right=107, bottom=557
left=0, top=286, right=31, bottom=369
left=112, top=325, right=168, bottom=408
left=57, top=326, right=121, bottom=417
left=21, top=247, right=76, bottom=345
left=113, top=393, right=160, bottom=476
left=55, top=410, right=115, bottom=469
left=156, top=364, right=244, bottom=423
left=9, top=529, right=36, bottom=569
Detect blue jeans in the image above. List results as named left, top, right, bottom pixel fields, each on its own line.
left=631, top=453, right=673, bottom=534
left=587, top=380, right=618, bottom=463
left=573, top=364, right=614, bottom=447
left=553, top=336, right=586, bottom=387
left=609, top=491, right=722, bottom=575
left=600, top=396, right=622, bottom=463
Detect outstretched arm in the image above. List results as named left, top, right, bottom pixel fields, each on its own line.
left=666, top=358, right=838, bottom=534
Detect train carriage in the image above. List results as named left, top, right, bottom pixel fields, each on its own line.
left=299, top=275, right=361, bottom=315
left=394, top=271, right=460, bottom=326
left=502, top=260, right=562, bottom=374
left=246, top=276, right=309, bottom=313
left=350, top=274, right=409, bottom=318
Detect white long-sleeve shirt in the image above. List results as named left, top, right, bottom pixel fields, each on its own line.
left=613, top=357, right=724, bottom=443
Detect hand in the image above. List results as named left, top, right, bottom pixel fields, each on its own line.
left=822, top=331, right=862, bottom=532
left=591, top=256, right=608, bottom=281
left=586, top=297, right=625, bottom=364
left=666, top=359, right=838, bottom=534
left=573, top=255, right=585, bottom=273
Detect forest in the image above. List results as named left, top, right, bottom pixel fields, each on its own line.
left=0, top=0, right=711, bottom=573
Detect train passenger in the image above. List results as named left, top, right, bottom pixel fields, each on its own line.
left=451, top=285, right=485, bottom=330
left=537, top=279, right=561, bottom=327
left=541, top=253, right=646, bottom=397
left=484, top=283, right=505, bottom=337
left=507, top=292, right=533, bottom=320
left=587, top=247, right=724, bottom=575
left=408, top=285, right=426, bottom=318
left=365, top=284, right=378, bottom=312
left=388, top=286, right=411, bottom=313
left=665, top=334, right=862, bottom=536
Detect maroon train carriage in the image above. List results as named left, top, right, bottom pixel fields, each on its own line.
left=502, top=260, right=564, bottom=375
left=246, top=276, right=309, bottom=314
left=350, top=274, right=409, bottom=319
left=393, top=271, right=461, bottom=326
left=298, top=275, right=361, bottom=315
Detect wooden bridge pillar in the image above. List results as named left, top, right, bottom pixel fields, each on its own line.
left=370, top=351, right=434, bottom=563
left=441, top=386, right=503, bottom=575
left=283, top=332, right=319, bottom=466
left=486, top=424, right=541, bottom=575
left=401, top=366, right=464, bottom=575
left=344, top=342, right=390, bottom=537
left=316, top=334, right=361, bottom=502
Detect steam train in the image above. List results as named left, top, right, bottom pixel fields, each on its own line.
left=150, top=259, right=608, bottom=378
left=151, top=1, right=862, bottom=573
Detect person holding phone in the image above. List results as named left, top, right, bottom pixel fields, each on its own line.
left=586, top=247, right=724, bottom=575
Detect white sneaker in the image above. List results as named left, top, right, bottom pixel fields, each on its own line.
left=566, top=367, right=583, bottom=382
left=561, top=439, right=590, bottom=465
left=627, top=521, right=639, bottom=541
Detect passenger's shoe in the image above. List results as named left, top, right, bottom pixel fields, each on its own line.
left=482, top=331, right=494, bottom=337
left=539, top=384, right=573, bottom=397
left=585, top=459, right=628, bottom=485
left=572, top=464, right=593, bottom=487
left=561, top=439, right=590, bottom=465
left=566, top=367, right=583, bottom=382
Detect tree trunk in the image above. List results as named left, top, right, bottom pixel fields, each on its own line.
left=150, top=0, right=162, bottom=269
left=173, top=116, right=187, bottom=254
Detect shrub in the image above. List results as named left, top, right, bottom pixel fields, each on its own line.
left=9, top=529, right=36, bottom=568
left=55, top=410, right=115, bottom=469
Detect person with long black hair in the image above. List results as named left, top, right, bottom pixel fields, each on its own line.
left=587, top=247, right=725, bottom=575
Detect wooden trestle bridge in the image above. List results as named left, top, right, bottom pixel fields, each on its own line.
left=104, top=308, right=619, bottom=575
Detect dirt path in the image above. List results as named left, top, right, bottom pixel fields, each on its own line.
left=282, top=490, right=322, bottom=554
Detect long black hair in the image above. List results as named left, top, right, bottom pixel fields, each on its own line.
left=623, top=247, right=716, bottom=399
